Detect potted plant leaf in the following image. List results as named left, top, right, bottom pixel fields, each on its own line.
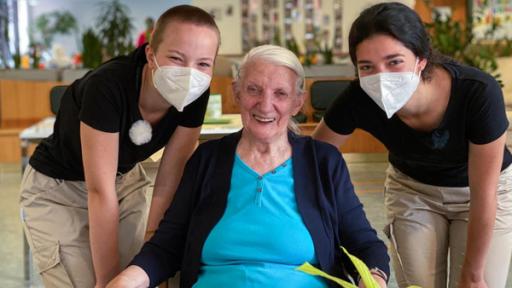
left=95, top=0, right=134, bottom=60
left=35, top=10, right=78, bottom=51
left=423, top=0, right=502, bottom=86
left=81, top=28, right=102, bottom=69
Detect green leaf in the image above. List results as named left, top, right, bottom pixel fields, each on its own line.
left=296, top=262, right=357, bottom=288
left=297, top=246, right=423, bottom=287
left=340, top=247, right=380, bottom=288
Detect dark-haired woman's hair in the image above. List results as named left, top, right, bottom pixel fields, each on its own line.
left=150, top=5, right=220, bottom=52
left=348, top=2, right=450, bottom=81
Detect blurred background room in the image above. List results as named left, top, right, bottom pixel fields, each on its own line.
left=1, top=0, right=511, bottom=287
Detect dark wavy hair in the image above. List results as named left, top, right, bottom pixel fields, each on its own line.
left=348, top=2, right=449, bottom=81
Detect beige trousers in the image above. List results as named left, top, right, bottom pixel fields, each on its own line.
left=384, top=164, right=512, bottom=288
left=20, top=164, right=151, bottom=288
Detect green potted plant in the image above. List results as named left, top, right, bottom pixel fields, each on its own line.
left=285, top=36, right=301, bottom=58
left=95, top=0, right=134, bottom=60
left=35, top=11, right=78, bottom=50
left=423, top=0, right=506, bottom=86
left=315, top=30, right=333, bottom=65
left=81, top=28, right=102, bottom=69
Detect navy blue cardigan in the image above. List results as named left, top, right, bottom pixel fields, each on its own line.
left=131, top=131, right=389, bottom=287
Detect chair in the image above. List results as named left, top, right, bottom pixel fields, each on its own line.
left=49, top=85, right=68, bottom=115
left=292, top=111, right=308, bottom=123
left=310, top=80, right=351, bottom=122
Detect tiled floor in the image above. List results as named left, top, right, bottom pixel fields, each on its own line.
left=0, top=154, right=510, bottom=287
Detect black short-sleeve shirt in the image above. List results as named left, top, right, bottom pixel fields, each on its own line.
left=324, top=61, right=511, bottom=187
left=30, top=44, right=209, bottom=181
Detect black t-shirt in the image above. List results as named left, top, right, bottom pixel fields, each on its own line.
left=324, top=61, right=512, bottom=187
left=30, top=44, right=209, bottom=181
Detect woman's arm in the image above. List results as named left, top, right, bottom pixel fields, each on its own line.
left=145, top=125, right=201, bottom=237
left=312, top=119, right=351, bottom=148
left=461, top=133, right=506, bottom=287
left=106, top=265, right=150, bottom=288
left=128, top=141, right=208, bottom=286
left=80, top=122, right=120, bottom=287
left=324, top=144, right=390, bottom=283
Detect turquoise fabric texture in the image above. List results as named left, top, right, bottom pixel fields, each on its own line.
left=193, top=155, right=327, bottom=288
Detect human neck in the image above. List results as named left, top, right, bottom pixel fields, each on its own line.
left=142, top=65, right=172, bottom=110
left=397, top=66, right=451, bottom=131
left=236, top=132, right=291, bottom=175
left=138, top=65, right=171, bottom=124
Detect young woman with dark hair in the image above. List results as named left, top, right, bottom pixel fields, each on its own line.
left=314, top=2, right=512, bottom=287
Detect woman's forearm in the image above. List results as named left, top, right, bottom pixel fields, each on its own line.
left=89, top=189, right=121, bottom=286
left=145, top=155, right=186, bottom=233
left=462, top=188, right=496, bottom=279
left=145, top=127, right=199, bottom=233
left=463, top=136, right=505, bottom=284
left=106, top=265, right=150, bottom=288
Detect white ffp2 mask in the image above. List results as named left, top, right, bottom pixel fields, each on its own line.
left=359, top=59, right=421, bottom=118
left=152, top=57, right=211, bottom=112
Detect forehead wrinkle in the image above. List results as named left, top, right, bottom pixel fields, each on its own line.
left=243, top=61, right=295, bottom=91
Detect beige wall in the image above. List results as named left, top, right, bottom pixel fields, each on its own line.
left=193, top=0, right=242, bottom=55
left=193, top=0, right=415, bottom=55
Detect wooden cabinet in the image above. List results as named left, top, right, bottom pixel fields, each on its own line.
left=0, top=79, right=61, bottom=128
left=0, top=78, right=63, bottom=163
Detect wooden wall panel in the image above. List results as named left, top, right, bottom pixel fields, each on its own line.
left=0, top=130, right=38, bottom=163
left=341, top=129, right=387, bottom=153
left=0, top=128, right=22, bottom=163
left=0, top=79, right=62, bottom=128
left=210, top=75, right=237, bottom=114
left=299, top=123, right=386, bottom=153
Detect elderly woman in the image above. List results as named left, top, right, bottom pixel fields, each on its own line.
left=107, top=45, right=389, bottom=288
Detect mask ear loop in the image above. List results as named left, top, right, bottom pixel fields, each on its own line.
left=411, top=57, right=420, bottom=80
left=153, top=55, right=161, bottom=69
left=151, top=55, right=161, bottom=81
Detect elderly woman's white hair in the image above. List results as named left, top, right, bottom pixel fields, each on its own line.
left=234, top=45, right=305, bottom=133
left=234, top=44, right=305, bottom=94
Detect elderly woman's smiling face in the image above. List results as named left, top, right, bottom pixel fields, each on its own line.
left=235, top=59, right=304, bottom=143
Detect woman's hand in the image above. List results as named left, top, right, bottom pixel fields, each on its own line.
left=106, top=265, right=150, bottom=288
left=358, top=274, right=387, bottom=288
left=458, top=279, right=487, bottom=288
left=458, top=267, right=487, bottom=288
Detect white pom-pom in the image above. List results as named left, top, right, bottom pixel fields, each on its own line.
left=129, top=120, right=152, bottom=145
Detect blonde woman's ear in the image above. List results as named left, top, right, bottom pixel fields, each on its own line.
left=145, top=46, right=156, bottom=69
